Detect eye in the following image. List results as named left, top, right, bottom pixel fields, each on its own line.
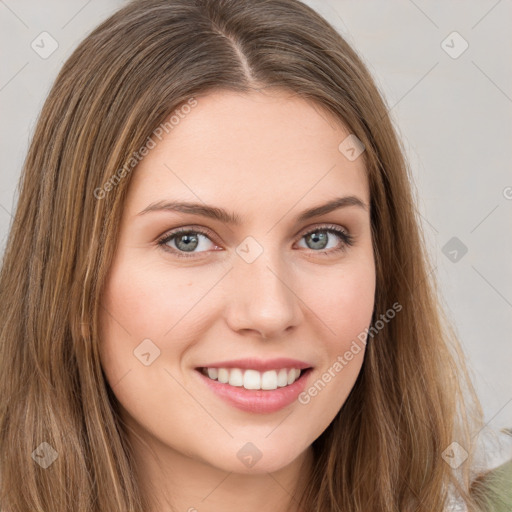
left=296, top=224, right=354, bottom=255
left=157, top=224, right=354, bottom=259
left=157, top=226, right=219, bottom=259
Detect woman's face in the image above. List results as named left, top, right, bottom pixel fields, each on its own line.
left=99, top=89, right=375, bottom=476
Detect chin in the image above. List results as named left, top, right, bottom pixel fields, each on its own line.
left=201, top=439, right=310, bottom=475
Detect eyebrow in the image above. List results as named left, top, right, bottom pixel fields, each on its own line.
left=137, top=195, right=368, bottom=224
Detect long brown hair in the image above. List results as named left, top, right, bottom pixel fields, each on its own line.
left=0, top=0, right=484, bottom=510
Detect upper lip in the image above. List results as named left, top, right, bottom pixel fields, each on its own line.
left=196, top=358, right=312, bottom=372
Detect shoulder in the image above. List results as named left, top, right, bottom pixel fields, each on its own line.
left=471, top=458, right=512, bottom=512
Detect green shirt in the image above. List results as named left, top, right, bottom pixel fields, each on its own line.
left=473, top=459, right=512, bottom=512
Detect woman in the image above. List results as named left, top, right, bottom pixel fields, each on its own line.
left=0, top=0, right=491, bottom=510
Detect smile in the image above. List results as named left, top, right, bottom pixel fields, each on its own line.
left=195, top=366, right=313, bottom=414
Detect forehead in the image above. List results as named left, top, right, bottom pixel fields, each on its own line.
left=126, top=89, right=369, bottom=217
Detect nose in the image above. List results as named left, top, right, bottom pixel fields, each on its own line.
left=224, top=247, right=303, bottom=340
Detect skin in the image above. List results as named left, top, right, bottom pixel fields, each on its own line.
left=98, top=89, right=376, bottom=512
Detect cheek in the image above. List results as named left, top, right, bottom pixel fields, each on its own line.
left=97, top=256, right=229, bottom=404
left=304, top=258, right=376, bottom=346
left=97, top=259, right=182, bottom=386
left=97, top=260, right=207, bottom=439
left=295, top=261, right=374, bottom=420
left=99, top=257, right=211, bottom=345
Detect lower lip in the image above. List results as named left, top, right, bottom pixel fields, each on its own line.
left=196, top=368, right=312, bottom=414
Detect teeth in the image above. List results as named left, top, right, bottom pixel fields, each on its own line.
left=229, top=368, right=243, bottom=387
left=288, top=368, right=301, bottom=385
left=201, top=367, right=304, bottom=390
left=261, top=370, right=277, bottom=390
left=218, top=368, right=229, bottom=383
left=277, top=368, right=288, bottom=387
left=244, top=369, right=261, bottom=389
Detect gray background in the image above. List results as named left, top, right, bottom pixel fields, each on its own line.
left=1, top=0, right=511, bottom=468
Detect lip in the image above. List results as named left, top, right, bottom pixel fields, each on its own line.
left=195, top=367, right=313, bottom=414
left=195, top=357, right=312, bottom=372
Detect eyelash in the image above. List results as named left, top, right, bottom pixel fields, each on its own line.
left=156, top=224, right=355, bottom=260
